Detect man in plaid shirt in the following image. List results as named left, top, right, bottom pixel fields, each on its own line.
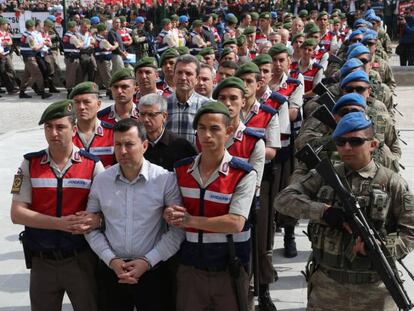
left=166, top=54, right=209, bottom=145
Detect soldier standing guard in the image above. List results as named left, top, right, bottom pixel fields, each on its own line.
left=62, top=21, right=82, bottom=95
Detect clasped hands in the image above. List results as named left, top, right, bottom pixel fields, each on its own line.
left=59, top=211, right=102, bottom=234
left=163, top=205, right=190, bottom=228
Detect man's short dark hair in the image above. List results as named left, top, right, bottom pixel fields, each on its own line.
left=113, top=118, right=147, bottom=142
left=219, top=61, right=239, bottom=70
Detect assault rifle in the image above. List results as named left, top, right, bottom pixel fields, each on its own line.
left=312, top=104, right=337, bottom=130
left=295, top=144, right=414, bottom=311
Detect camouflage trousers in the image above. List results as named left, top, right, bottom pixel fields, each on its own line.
left=307, top=269, right=397, bottom=311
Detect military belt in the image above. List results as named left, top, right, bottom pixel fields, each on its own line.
left=319, top=265, right=381, bottom=284
left=31, top=247, right=87, bottom=261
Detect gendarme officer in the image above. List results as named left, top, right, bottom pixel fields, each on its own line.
left=10, top=100, right=105, bottom=311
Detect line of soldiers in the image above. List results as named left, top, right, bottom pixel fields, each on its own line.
left=10, top=5, right=414, bottom=311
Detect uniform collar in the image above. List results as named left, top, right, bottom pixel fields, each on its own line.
left=76, top=119, right=104, bottom=137
left=232, top=121, right=246, bottom=142
left=259, top=85, right=272, bottom=103
left=250, top=100, right=261, bottom=115
left=187, top=150, right=233, bottom=176
left=41, top=145, right=82, bottom=165
left=345, top=160, right=377, bottom=179
left=109, top=103, right=138, bottom=120
left=273, top=72, right=288, bottom=90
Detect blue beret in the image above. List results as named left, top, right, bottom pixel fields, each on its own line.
left=367, top=14, right=381, bottom=23
left=332, top=111, right=372, bottom=139
left=364, top=9, right=376, bottom=19
left=271, top=11, right=277, bottom=18
left=362, top=32, right=378, bottom=42
left=353, top=18, right=366, bottom=28
left=332, top=93, right=366, bottom=114
left=135, top=16, right=145, bottom=23
left=346, top=42, right=363, bottom=56
left=47, top=15, right=56, bottom=22
left=340, top=70, right=370, bottom=88
left=90, top=16, right=100, bottom=25
left=347, top=45, right=370, bottom=60
left=179, top=15, right=188, bottom=23
left=340, top=58, right=364, bottom=77
left=348, top=29, right=363, bottom=41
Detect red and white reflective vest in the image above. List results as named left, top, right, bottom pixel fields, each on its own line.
left=243, top=102, right=277, bottom=134
left=118, top=27, right=131, bottom=45
left=24, top=149, right=98, bottom=251
left=72, top=121, right=115, bottom=168
left=0, top=30, right=12, bottom=55
left=320, top=30, right=336, bottom=52
left=290, top=61, right=323, bottom=92
left=175, top=155, right=253, bottom=268
left=97, top=105, right=139, bottom=125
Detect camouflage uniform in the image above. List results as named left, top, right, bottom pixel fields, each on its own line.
left=275, top=160, right=414, bottom=311
left=378, top=29, right=392, bottom=56
left=130, top=27, right=150, bottom=60
left=371, top=54, right=396, bottom=92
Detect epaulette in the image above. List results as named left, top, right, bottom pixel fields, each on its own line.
left=24, top=150, right=46, bottom=160
left=286, top=77, right=301, bottom=85
left=270, top=91, right=287, bottom=104
left=97, top=106, right=111, bottom=118
left=79, top=150, right=100, bottom=162
left=100, top=121, right=114, bottom=129
left=312, top=62, right=324, bottom=70
left=244, top=127, right=265, bottom=139
left=174, top=156, right=197, bottom=169
left=229, top=157, right=254, bottom=173
left=259, top=103, right=277, bottom=116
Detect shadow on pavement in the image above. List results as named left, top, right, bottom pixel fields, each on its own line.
left=271, top=274, right=307, bottom=291
left=0, top=251, right=23, bottom=261
left=0, top=273, right=29, bottom=293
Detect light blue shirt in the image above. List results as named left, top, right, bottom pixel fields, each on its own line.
left=85, top=159, right=185, bottom=267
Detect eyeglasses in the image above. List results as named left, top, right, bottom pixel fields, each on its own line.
left=343, top=85, right=370, bottom=94
left=336, top=107, right=362, bottom=117
left=138, top=111, right=163, bottom=118
left=358, top=58, right=371, bottom=64
left=334, top=137, right=372, bottom=147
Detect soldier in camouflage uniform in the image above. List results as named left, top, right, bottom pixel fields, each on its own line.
left=275, top=111, right=414, bottom=311
left=130, top=17, right=150, bottom=61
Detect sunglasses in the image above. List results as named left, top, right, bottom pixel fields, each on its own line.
left=350, top=38, right=362, bottom=43
left=336, top=107, right=362, bottom=117
left=363, top=41, right=376, bottom=47
left=343, top=85, right=370, bottom=94
left=359, top=58, right=371, bottom=64
left=334, top=137, right=372, bottom=147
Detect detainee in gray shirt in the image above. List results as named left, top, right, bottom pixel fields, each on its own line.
left=85, top=118, right=184, bottom=285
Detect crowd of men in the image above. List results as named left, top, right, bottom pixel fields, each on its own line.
left=8, top=3, right=414, bottom=311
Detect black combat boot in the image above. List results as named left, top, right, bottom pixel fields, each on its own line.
left=258, top=284, right=277, bottom=311
left=41, top=91, right=52, bottom=99
left=48, top=78, right=60, bottom=93
left=19, top=90, right=31, bottom=98
left=283, top=226, right=297, bottom=258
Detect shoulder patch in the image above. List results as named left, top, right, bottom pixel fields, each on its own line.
left=100, top=121, right=114, bottom=129
left=229, top=157, right=254, bottom=173
left=286, top=77, right=301, bottom=85
left=270, top=91, right=287, bottom=104
left=259, top=104, right=277, bottom=116
left=97, top=106, right=111, bottom=118
left=244, top=127, right=265, bottom=139
left=79, top=150, right=100, bottom=162
left=174, top=156, right=197, bottom=169
left=23, top=150, right=46, bottom=160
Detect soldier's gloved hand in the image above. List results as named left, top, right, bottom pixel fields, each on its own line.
left=322, top=207, right=346, bottom=229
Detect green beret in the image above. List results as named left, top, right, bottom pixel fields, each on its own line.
left=333, top=18, right=340, bottom=24
left=212, top=77, right=246, bottom=99
left=67, top=20, right=77, bottom=29
left=39, top=100, right=75, bottom=125
left=199, top=47, right=215, bottom=56
left=237, top=35, right=247, bottom=46
left=260, top=12, right=271, bottom=19
left=68, top=81, right=99, bottom=99
left=283, top=22, right=292, bottom=30
left=193, top=101, right=230, bottom=129
left=235, top=62, right=260, bottom=77
left=25, top=19, right=35, bottom=28
left=160, top=48, right=180, bottom=65
left=243, top=26, right=255, bottom=35
left=220, top=47, right=234, bottom=60
left=317, top=11, right=328, bottom=20
left=134, top=56, right=157, bottom=71
left=96, top=23, right=106, bottom=32
left=195, top=54, right=204, bottom=62
left=340, top=13, right=347, bottom=19
left=192, top=19, right=203, bottom=28
left=301, top=38, right=318, bottom=48
left=251, top=12, right=259, bottom=21
left=44, top=19, right=54, bottom=27
left=273, top=22, right=283, bottom=29
left=119, top=16, right=126, bottom=23
left=109, top=68, right=135, bottom=86
left=252, top=54, right=272, bottom=66
left=284, top=16, right=293, bottom=23
left=291, top=32, right=305, bottom=43
left=223, top=38, right=237, bottom=47
left=268, top=43, right=289, bottom=57
left=227, top=15, right=238, bottom=24
left=0, top=17, right=8, bottom=25
left=299, top=9, right=308, bottom=17
left=333, top=8, right=342, bottom=14
left=170, top=14, right=179, bottom=21
left=176, top=46, right=189, bottom=55
left=211, top=13, right=218, bottom=20
left=304, top=23, right=320, bottom=34
left=162, top=18, right=171, bottom=27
